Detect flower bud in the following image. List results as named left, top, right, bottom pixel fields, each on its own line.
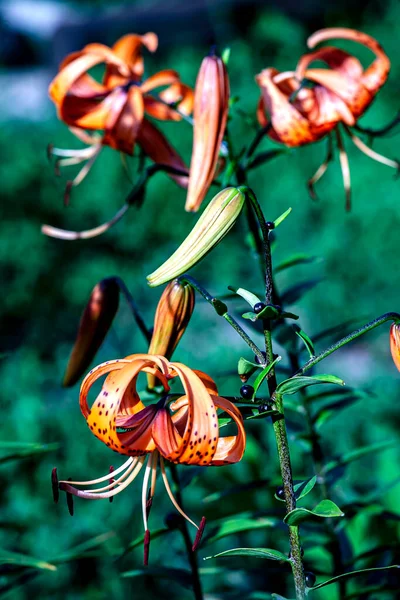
left=147, top=187, right=245, bottom=287
left=390, top=323, right=400, bottom=372
left=147, top=280, right=195, bottom=388
left=185, top=54, right=229, bottom=212
left=63, top=278, right=120, bottom=386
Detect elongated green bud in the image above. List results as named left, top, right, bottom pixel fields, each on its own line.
left=147, top=187, right=245, bottom=287
left=63, top=278, right=120, bottom=386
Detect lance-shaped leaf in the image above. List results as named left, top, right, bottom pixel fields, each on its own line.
left=63, top=278, right=119, bottom=386
left=203, top=513, right=280, bottom=546
left=276, top=374, right=345, bottom=396
left=53, top=532, right=118, bottom=564
left=0, top=550, right=57, bottom=572
left=205, top=547, right=290, bottom=562
left=275, top=476, right=317, bottom=502
left=252, top=356, right=282, bottom=398
left=147, top=187, right=245, bottom=286
left=275, top=253, right=319, bottom=274
left=294, top=327, right=315, bottom=358
left=284, top=499, right=344, bottom=525
left=238, top=357, right=262, bottom=382
left=322, top=440, right=396, bottom=478
left=0, top=441, right=59, bottom=464
left=121, top=566, right=193, bottom=587
left=308, top=565, right=399, bottom=591
left=274, top=207, right=292, bottom=228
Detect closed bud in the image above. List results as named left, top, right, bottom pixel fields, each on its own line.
left=147, top=280, right=195, bottom=388
left=63, top=278, right=120, bottom=386
left=185, top=54, right=230, bottom=212
left=390, top=323, right=400, bottom=372
left=147, top=187, right=245, bottom=287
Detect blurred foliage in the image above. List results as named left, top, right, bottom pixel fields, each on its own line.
left=1, top=0, right=400, bottom=599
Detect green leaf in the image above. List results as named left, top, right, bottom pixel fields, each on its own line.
left=203, top=514, right=280, bottom=546
left=275, top=254, right=319, bottom=274
left=281, top=278, right=322, bottom=305
left=221, top=47, right=231, bottom=65
left=323, top=440, right=396, bottom=477
left=228, top=286, right=261, bottom=307
left=54, top=532, right=118, bottom=563
left=275, top=477, right=317, bottom=503
left=0, top=550, right=57, bottom=572
left=0, top=442, right=60, bottom=464
left=242, top=311, right=258, bottom=322
left=252, top=356, right=282, bottom=397
left=238, top=356, right=261, bottom=380
left=205, top=547, right=290, bottom=562
left=274, top=207, right=292, bottom=228
left=284, top=500, right=344, bottom=526
left=248, top=149, right=287, bottom=170
left=294, top=328, right=315, bottom=358
left=308, top=565, right=399, bottom=591
left=276, top=374, right=345, bottom=396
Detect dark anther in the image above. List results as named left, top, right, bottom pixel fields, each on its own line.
left=258, top=402, right=273, bottom=414
left=51, top=468, right=59, bottom=504
left=109, top=466, right=114, bottom=504
left=305, top=571, right=316, bottom=588
left=192, top=516, right=206, bottom=552
left=164, top=512, right=184, bottom=530
left=64, top=181, right=73, bottom=207
left=266, top=221, right=275, bottom=230
left=143, top=529, right=151, bottom=566
left=253, top=302, right=266, bottom=314
left=240, top=384, right=254, bottom=399
left=276, top=485, right=285, bottom=500
left=254, top=351, right=267, bottom=365
left=46, top=143, right=54, bottom=162
left=66, top=478, right=74, bottom=516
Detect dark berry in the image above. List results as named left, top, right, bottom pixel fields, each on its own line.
left=254, top=302, right=266, bottom=314
left=240, top=384, right=254, bottom=399
left=266, top=221, right=275, bottom=229
left=258, top=402, right=272, bottom=414
left=276, top=485, right=285, bottom=500
left=305, top=571, right=316, bottom=588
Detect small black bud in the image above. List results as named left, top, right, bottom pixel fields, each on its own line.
left=276, top=485, right=285, bottom=500
left=305, top=571, right=316, bottom=588
left=266, top=221, right=275, bottom=230
left=240, top=384, right=254, bottom=399
left=253, top=302, right=266, bottom=314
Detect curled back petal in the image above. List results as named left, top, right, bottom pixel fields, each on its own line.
left=152, top=407, right=183, bottom=461
left=49, top=53, right=110, bottom=107
left=140, top=69, right=180, bottom=94
left=103, top=86, right=144, bottom=154
left=210, top=395, right=245, bottom=465
left=105, top=32, right=158, bottom=85
left=137, top=119, right=189, bottom=187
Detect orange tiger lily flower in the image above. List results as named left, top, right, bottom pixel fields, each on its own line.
left=147, top=280, right=195, bottom=388
left=185, top=53, right=229, bottom=212
left=256, top=28, right=398, bottom=209
left=54, top=354, right=245, bottom=560
left=390, top=323, right=400, bottom=372
left=47, top=33, right=193, bottom=202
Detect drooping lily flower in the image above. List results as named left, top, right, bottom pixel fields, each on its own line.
left=256, top=28, right=399, bottom=209
left=147, top=280, right=195, bottom=388
left=185, top=53, right=230, bottom=212
left=147, top=187, right=245, bottom=287
left=54, top=354, right=245, bottom=559
left=390, top=323, right=400, bottom=372
left=47, top=32, right=193, bottom=206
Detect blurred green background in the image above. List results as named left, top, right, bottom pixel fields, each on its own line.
left=1, top=0, right=399, bottom=598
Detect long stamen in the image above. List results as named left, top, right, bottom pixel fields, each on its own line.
left=72, top=147, right=102, bottom=187
left=60, top=456, right=146, bottom=500
left=80, top=460, right=138, bottom=494
left=335, top=127, right=351, bottom=211
left=308, top=134, right=333, bottom=199
left=345, top=126, right=400, bottom=171
left=142, top=454, right=154, bottom=531
left=41, top=203, right=130, bottom=240
left=61, top=457, right=133, bottom=486
left=159, top=456, right=198, bottom=529
left=51, top=146, right=100, bottom=159
left=109, top=466, right=114, bottom=504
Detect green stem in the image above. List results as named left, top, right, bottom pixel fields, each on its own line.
left=114, top=277, right=152, bottom=344
left=296, top=312, right=400, bottom=376
left=178, top=275, right=266, bottom=364
left=170, top=465, right=203, bottom=600
left=273, top=394, right=306, bottom=600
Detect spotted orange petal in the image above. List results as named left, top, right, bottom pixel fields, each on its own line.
left=210, top=395, right=245, bottom=465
